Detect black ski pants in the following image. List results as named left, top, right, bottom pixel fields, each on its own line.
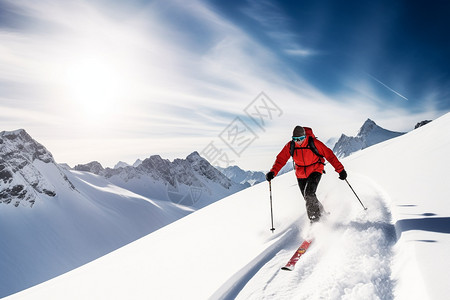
left=297, top=172, right=323, bottom=221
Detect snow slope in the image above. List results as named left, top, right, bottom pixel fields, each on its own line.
left=344, top=113, right=450, bottom=300
left=6, top=112, right=450, bottom=300
left=0, top=164, right=190, bottom=298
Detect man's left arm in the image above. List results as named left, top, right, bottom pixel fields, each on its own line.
left=315, top=139, right=345, bottom=174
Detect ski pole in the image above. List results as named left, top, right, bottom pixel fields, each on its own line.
left=345, top=178, right=367, bottom=210
left=269, top=181, right=275, bottom=232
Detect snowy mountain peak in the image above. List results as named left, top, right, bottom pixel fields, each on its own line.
left=114, top=161, right=130, bottom=169
left=0, top=129, right=75, bottom=207
left=74, top=161, right=105, bottom=175
left=185, top=151, right=212, bottom=169
left=357, top=118, right=378, bottom=137
left=216, top=165, right=265, bottom=186
left=333, top=119, right=405, bottom=158
left=0, top=129, right=53, bottom=163
left=186, top=151, right=202, bottom=161
left=132, top=159, right=143, bottom=167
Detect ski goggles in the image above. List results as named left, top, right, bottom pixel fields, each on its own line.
left=292, top=135, right=306, bottom=142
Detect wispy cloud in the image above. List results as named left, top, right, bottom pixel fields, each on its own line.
left=283, top=48, right=319, bottom=57
left=242, top=0, right=318, bottom=58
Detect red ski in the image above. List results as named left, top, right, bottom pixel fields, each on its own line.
left=281, top=240, right=313, bottom=271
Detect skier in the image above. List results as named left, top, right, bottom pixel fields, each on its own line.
left=266, top=125, right=347, bottom=222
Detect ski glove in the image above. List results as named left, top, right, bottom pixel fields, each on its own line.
left=266, top=171, right=275, bottom=182
left=339, top=169, right=347, bottom=180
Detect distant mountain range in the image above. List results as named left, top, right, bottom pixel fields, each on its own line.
left=216, top=165, right=265, bottom=186
left=74, top=152, right=247, bottom=208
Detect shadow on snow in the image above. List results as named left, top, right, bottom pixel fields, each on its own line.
left=395, top=217, right=450, bottom=241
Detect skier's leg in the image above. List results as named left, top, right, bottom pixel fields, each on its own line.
left=297, top=174, right=323, bottom=220
left=297, top=177, right=306, bottom=198
left=304, top=172, right=323, bottom=221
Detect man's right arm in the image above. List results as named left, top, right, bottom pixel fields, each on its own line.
left=269, top=142, right=291, bottom=177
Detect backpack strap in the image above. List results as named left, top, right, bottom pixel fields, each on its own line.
left=308, top=137, right=324, bottom=158
left=289, top=140, right=295, bottom=157
left=290, top=137, right=325, bottom=168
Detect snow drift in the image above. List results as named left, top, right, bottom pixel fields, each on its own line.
left=6, top=112, right=450, bottom=299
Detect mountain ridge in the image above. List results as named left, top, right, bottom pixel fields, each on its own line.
left=216, top=165, right=265, bottom=186
left=74, top=151, right=246, bottom=208
left=0, top=129, right=75, bottom=207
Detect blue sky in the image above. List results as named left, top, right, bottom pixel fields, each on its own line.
left=0, top=0, right=449, bottom=170
left=210, top=0, right=450, bottom=108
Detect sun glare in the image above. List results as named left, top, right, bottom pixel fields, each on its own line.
left=63, top=55, right=124, bottom=118
left=31, top=1, right=155, bottom=125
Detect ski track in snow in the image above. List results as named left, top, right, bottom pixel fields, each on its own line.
left=222, top=174, right=397, bottom=300
left=213, top=228, right=298, bottom=300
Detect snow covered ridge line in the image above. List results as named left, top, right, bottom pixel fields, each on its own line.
left=0, top=128, right=248, bottom=209
left=216, top=165, right=265, bottom=186
left=73, top=151, right=248, bottom=208
left=74, top=151, right=232, bottom=189
left=0, top=129, right=75, bottom=207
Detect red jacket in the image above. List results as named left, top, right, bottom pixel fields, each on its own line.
left=270, top=127, right=344, bottom=179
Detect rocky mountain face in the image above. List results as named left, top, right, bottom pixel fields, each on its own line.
left=332, top=119, right=405, bottom=158
left=414, top=120, right=432, bottom=129
left=113, top=161, right=130, bottom=169
left=74, top=152, right=246, bottom=208
left=0, top=129, right=75, bottom=207
left=73, top=161, right=105, bottom=175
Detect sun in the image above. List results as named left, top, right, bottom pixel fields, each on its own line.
left=63, top=55, right=125, bottom=119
